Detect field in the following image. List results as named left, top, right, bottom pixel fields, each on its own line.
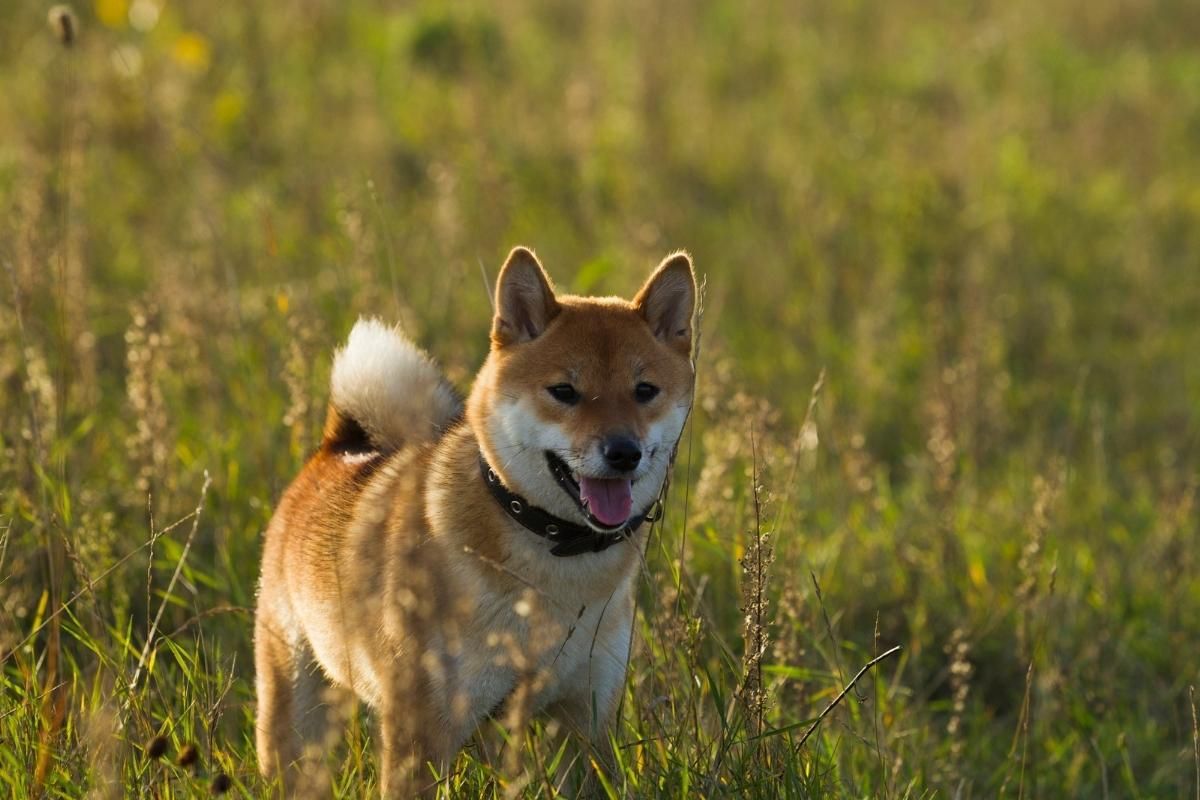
left=2, top=0, right=1200, bottom=796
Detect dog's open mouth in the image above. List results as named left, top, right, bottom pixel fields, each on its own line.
left=545, top=452, right=633, bottom=530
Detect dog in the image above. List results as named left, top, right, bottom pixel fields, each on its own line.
left=254, top=247, right=696, bottom=796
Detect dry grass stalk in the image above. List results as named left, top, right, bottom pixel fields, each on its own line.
left=125, top=301, right=171, bottom=503
left=1191, top=685, right=1199, bottom=800
left=945, top=627, right=973, bottom=769
left=282, top=311, right=318, bottom=454
left=10, top=259, right=67, bottom=798
left=926, top=382, right=957, bottom=495
left=796, top=645, right=902, bottom=750
left=999, top=661, right=1036, bottom=799
left=128, top=472, right=212, bottom=699
left=770, top=582, right=808, bottom=710
left=870, top=614, right=893, bottom=800
left=773, top=368, right=824, bottom=532
left=811, top=571, right=856, bottom=702
left=21, top=345, right=57, bottom=462
left=693, top=355, right=783, bottom=531
left=739, top=428, right=775, bottom=739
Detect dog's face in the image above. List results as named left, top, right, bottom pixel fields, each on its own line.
left=469, top=248, right=696, bottom=532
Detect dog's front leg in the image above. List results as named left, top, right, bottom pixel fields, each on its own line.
left=377, top=659, right=467, bottom=799
left=545, top=656, right=628, bottom=795
left=378, top=701, right=460, bottom=798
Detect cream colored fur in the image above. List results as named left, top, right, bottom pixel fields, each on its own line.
left=329, top=318, right=462, bottom=450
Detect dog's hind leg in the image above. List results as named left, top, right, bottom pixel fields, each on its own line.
left=291, top=649, right=345, bottom=798
left=255, top=609, right=300, bottom=785
left=256, top=612, right=341, bottom=797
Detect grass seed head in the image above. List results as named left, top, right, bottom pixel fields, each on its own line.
left=945, top=627, right=973, bottom=767
left=47, top=5, right=76, bottom=47
left=124, top=301, right=171, bottom=500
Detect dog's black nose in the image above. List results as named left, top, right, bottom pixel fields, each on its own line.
left=602, top=437, right=642, bottom=472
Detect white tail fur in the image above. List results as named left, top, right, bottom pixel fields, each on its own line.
left=327, top=318, right=462, bottom=451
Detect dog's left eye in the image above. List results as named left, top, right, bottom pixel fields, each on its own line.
left=635, top=382, right=660, bottom=403
left=547, top=384, right=581, bottom=405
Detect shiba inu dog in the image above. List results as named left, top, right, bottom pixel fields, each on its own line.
left=255, top=247, right=696, bottom=796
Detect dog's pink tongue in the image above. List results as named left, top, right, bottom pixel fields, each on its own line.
left=579, top=477, right=633, bottom=526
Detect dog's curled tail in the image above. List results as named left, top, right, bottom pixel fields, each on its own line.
left=323, top=318, right=462, bottom=453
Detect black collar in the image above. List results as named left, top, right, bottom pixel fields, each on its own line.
left=479, top=455, right=658, bottom=557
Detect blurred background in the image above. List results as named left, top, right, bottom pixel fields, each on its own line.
left=1, top=0, right=1198, bottom=796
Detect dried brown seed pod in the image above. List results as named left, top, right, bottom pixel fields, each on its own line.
left=145, top=735, right=168, bottom=760
left=46, top=5, right=76, bottom=47
left=176, top=742, right=199, bottom=769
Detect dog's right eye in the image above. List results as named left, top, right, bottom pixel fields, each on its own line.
left=546, top=384, right=580, bottom=405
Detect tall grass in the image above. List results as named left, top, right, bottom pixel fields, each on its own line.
left=1, top=0, right=1198, bottom=796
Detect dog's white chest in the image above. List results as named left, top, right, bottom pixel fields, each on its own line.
left=449, top=568, right=635, bottom=725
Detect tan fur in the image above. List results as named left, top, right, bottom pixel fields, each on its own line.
left=255, top=248, right=696, bottom=797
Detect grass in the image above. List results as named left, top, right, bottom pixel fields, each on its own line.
left=2, top=0, right=1199, bottom=796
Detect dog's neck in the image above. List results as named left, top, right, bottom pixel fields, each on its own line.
left=426, top=425, right=649, bottom=580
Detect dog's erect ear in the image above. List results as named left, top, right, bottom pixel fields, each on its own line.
left=491, top=247, right=560, bottom=348
left=635, top=252, right=696, bottom=354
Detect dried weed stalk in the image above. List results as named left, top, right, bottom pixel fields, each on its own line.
left=945, top=627, right=973, bottom=770
left=739, top=430, right=775, bottom=738
left=125, top=301, right=171, bottom=502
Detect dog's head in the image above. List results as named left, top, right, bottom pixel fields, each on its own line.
left=470, top=247, right=696, bottom=533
